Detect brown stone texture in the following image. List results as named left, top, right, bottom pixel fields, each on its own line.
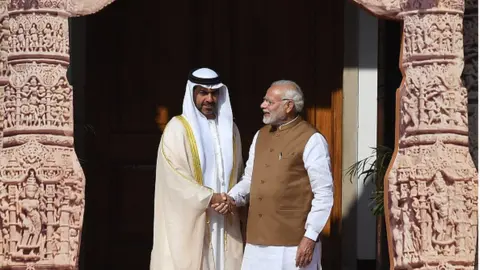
left=352, top=0, right=478, bottom=269
left=0, top=0, right=114, bottom=269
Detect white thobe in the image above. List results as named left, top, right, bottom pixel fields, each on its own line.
left=206, top=119, right=227, bottom=270
left=228, top=124, right=334, bottom=270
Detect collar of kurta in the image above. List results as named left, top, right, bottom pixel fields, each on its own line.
left=269, top=115, right=302, bottom=132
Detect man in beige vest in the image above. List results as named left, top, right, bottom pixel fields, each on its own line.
left=150, top=68, right=244, bottom=270
left=226, top=80, right=334, bottom=270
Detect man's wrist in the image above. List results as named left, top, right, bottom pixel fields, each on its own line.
left=304, top=227, right=319, bottom=242
left=227, top=193, right=240, bottom=206
left=210, top=193, right=222, bottom=205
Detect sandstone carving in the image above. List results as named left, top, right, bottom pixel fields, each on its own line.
left=351, top=0, right=478, bottom=269
left=0, top=0, right=114, bottom=269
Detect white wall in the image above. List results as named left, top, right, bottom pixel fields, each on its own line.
left=356, top=8, right=378, bottom=261
left=342, top=3, right=379, bottom=268
left=341, top=1, right=360, bottom=269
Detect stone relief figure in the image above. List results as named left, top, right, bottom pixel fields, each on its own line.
left=451, top=203, right=469, bottom=255
left=402, top=87, right=419, bottom=127
left=5, top=74, right=74, bottom=129
left=42, top=23, right=53, bottom=52
left=401, top=207, right=416, bottom=262
left=419, top=199, right=434, bottom=253
left=425, top=100, right=441, bottom=124
left=429, top=173, right=455, bottom=255
left=27, top=23, right=37, bottom=51
left=0, top=0, right=115, bottom=269
left=392, top=222, right=404, bottom=265
left=414, top=26, right=425, bottom=53
left=9, top=18, right=69, bottom=55
left=4, top=85, right=15, bottom=128
left=16, top=169, right=44, bottom=259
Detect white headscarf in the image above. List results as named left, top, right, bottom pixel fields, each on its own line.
left=181, top=68, right=233, bottom=191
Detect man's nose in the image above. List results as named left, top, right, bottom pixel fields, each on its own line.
left=205, top=94, right=214, bottom=102
left=260, top=101, right=267, bottom=109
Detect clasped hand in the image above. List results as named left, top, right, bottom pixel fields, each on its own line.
left=209, top=193, right=236, bottom=215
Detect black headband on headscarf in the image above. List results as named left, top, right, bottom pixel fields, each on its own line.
left=188, top=68, right=222, bottom=86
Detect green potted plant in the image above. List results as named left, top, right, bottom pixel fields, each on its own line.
left=345, top=145, right=392, bottom=215
left=345, top=145, right=393, bottom=270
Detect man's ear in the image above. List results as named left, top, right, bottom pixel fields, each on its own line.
left=286, top=101, right=294, bottom=113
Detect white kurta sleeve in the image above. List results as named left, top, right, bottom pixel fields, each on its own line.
left=228, top=131, right=259, bottom=206
left=303, top=133, right=334, bottom=241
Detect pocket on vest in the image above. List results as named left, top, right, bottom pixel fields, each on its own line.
left=275, top=208, right=307, bottom=217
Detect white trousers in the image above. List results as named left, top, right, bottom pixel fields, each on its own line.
left=241, top=242, right=322, bottom=270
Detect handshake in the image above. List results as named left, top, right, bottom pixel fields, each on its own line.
left=209, top=192, right=236, bottom=215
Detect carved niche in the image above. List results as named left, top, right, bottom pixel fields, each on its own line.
left=0, top=0, right=115, bottom=269
left=351, top=0, right=478, bottom=269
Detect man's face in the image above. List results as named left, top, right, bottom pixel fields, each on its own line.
left=260, top=86, right=288, bottom=125
left=194, top=86, right=219, bottom=119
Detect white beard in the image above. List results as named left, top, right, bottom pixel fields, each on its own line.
left=263, top=110, right=286, bottom=125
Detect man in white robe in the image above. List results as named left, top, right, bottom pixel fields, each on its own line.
left=149, top=68, right=244, bottom=270
left=227, top=80, right=334, bottom=270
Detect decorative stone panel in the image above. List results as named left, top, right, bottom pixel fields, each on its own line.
left=0, top=1, right=114, bottom=269
left=351, top=0, right=478, bottom=269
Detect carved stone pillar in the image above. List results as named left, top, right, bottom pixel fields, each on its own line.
left=0, top=0, right=114, bottom=269
left=350, top=0, right=478, bottom=269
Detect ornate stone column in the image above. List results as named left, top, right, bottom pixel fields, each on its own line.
left=0, top=0, right=114, bottom=269
left=350, top=0, right=478, bottom=269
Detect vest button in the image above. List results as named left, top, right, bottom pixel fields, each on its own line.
left=269, top=148, right=274, bottom=152
left=259, top=214, right=263, bottom=218
left=261, top=180, right=265, bottom=184
left=258, top=197, right=262, bottom=201
left=265, top=164, right=269, bottom=168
